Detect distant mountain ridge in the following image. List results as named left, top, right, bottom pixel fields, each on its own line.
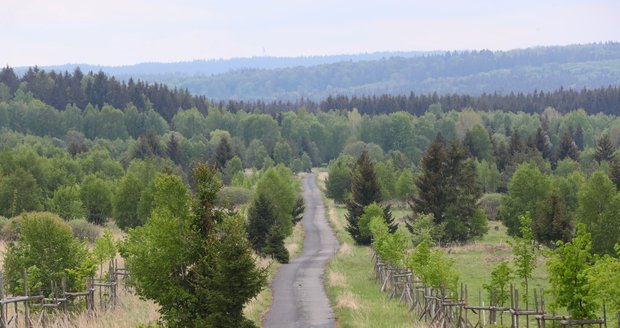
left=14, top=51, right=442, bottom=77
left=14, top=43, right=620, bottom=101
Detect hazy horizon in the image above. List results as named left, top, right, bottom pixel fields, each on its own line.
left=3, top=0, right=620, bottom=67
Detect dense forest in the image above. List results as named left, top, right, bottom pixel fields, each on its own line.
left=108, top=42, right=620, bottom=100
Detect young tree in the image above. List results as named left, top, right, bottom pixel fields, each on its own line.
left=500, top=163, right=551, bottom=236
left=483, top=261, right=513, bottom=307
left=547, top=224, right=597, bottom=319
left=510, top=214, right=537, bottom=303
left=122, top=164, right=266, bottom=327
left=395, top=169, right=415, bottom=202
left=80, top=175, right=112, bottom=225
left=345, top=151, right=397, bottom=245
left=254, top=165, right=297, bottom=236
left=586, top=245, right=620, bottom=311
left=325, top=157, right=353, bottom=203
left=113, top=173, right=143, bottom=230
left=291, top=195, right=304, bottom=225
left=50, top=185, right=85, bottom=221
left=576, top=171, right=620, bottom=255
left=247, top=194, right=279, bottom=253
left=3, top=212, right=95, bottom=295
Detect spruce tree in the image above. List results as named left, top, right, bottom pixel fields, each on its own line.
left=558, top=131, right=579, bottom=161
left=215, top=137, right=233, bottom=171
left=594, top=134, right=615, bottom=165
left=247, top=193, right=279, bottom=254
left=346, top=150, right=397, bottom=245
left=533, top=192, right=573, bottom=246
left=411, top=138, right=486, bottom=243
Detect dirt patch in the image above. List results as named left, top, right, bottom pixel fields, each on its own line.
left=485, top=255, right=511, bottom=263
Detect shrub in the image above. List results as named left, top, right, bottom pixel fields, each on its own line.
left=217, top=186, right=253, bottom=207
left=3, top=212, right=96, bottom=295
left=479, top=193, right=502, bottom=220
left=68, top=219, right=101, bottom=243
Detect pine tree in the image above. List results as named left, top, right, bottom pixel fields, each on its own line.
left=263, top=225, right=289, bottom=264
left=610, top=157, right=620, bottom=190
left=346, top=150, right=397, bottom=245
left=412, top=137, right=448, bottom=222
left=594, top=134, right=615, bottom=165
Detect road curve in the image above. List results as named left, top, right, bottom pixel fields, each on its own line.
left=263, top=173, right=339, bottom=328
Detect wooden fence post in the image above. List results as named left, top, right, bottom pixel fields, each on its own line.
left=23, top=269, right=29, bottom=328
left=0, top=272, right=5, bottom=328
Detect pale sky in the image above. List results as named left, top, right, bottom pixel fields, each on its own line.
left=2, top=0, right=619, bottom=67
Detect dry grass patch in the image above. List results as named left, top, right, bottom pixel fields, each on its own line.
left=338, top=242, right=352, bottom=256
left=328, top=271, right=348, bottom=288
left=335, top=291, right=361, bottom=310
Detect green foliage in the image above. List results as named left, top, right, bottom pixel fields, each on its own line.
left=406, top=213, right=444, bottom=246
left=483, top=261, right=513, bottom=307
left=223, top=156, right=243, bottom=185
left=93, top=230, right=116, bottom=265
left=247, top=194, right=278, bottom=254
left=533, top=192, right=573, bottom=246
left=510, top=214, right=537, bottom=299
left=50, top=185, right=85, bottom=221
left=326, top=156, right=353, bottom=203
left=395, top=169, right=415, bottom=202
left=359, top=203, right=383, bottom=241
left=217, top=186, right=253, bottom=207
left=369, top=216, right=407, bottom=267
left=476, top=160, right=501, bottom=193
left=412, top=139, right=485, bottom=242
left=263, top=225, right=289, bottom=264
left=3, top=212, right=95, bottom=296
left=254, top=165, right=297, bottom=236
left=586, top=245, right=620, bottom=309
left=407, top=239, right=459, bottom=294
left=122, top=164, right=266, bottom=327
left=576, top=171, right=620, bottom=255
left=547, top=224, right=597, bottom=319
left=113, top=173, right=143, bottom=230
left=80, top=174, right=112, bottom=225
left=478, top=193, right=502, bottom=221
left=346, top=151, right=397, bottom=245
left=0, top=167, right=43, bottom=217
left=501, top=163, right=551, bottom=236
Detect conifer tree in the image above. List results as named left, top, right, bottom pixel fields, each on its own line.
left=411, top=137, right=486, bottom=242
left=247, top=193, right=279, bottom=253
left=346, top=150, right=397, bottom=245
left=558, top=130, right=579, bottom=161
left=215, top=137, right=233, bottom=171
left=594, top=134, right=615, bottom=165
left=533, top=192, right=573, bottom=246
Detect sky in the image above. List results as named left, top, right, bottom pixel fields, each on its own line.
left=2, top=0, right=619, bottom=67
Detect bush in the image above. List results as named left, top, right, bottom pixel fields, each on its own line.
left=479, top=193, right=502, bottom=220
left=217, top=187, right=253, bottom=207
left=3, top=212, right=96, bottom=296
left=68, top=219, right=101, bottom=243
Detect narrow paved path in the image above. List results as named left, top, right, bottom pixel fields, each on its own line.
left=263, top=173, right=339, bottom=328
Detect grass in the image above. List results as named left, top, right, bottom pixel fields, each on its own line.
left=318, top=172, right=424, bottom=328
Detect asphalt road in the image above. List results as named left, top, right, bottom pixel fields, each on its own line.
left=263, top=173, right=339, bottom=328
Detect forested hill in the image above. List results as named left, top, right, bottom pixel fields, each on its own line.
left=116, top=42, right=620, bottom=101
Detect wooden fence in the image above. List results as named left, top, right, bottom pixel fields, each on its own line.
left=372, top=251, right=615, bottom=328
left=0, top=259, right=128, bottom=328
